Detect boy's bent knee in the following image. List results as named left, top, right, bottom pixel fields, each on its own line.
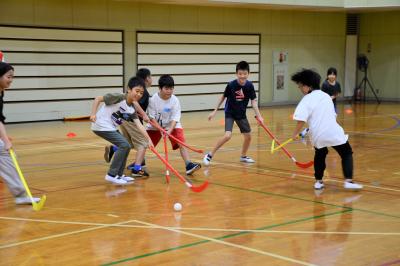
left=119, top=142, right=131, bottom=150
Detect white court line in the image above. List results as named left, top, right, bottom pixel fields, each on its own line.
left=0, top=216, right=315, bottom=265
left=17, top=139, right=400, bottom=193
left=16, top=141, right=106, bottom=152
left=1, top=216, right=398, bottom=246
left=132, top=219, right=317, bottom=266
left=16, top=141, right=400, bottom=193
left=210, top=161, right=400, bottom=193
left=11, top=126, right=400, bottom=194
left=0, top=218, right=140, bottom=249
left=347, top=131, right=400, bottom=138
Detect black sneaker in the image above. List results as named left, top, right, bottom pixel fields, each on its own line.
left=104, top=145, right=115, bottom=163
left=131, top=168, right=150, bottom=179
left=186, top=162, right=201, bottom=175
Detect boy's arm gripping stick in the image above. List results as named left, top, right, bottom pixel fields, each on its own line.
left=150, top=120, right=203, bottom=154
left=255, top=117, right=313, bottom=169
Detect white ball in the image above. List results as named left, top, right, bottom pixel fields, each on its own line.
left=173, top=203, right=182, bottom=211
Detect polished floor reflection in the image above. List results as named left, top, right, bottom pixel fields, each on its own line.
left=0, top=103, right=399, bottom=265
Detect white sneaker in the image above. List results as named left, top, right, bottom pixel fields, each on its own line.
left=240, top=156, right=255, bottom=163
left=15, top=197, right=40, bottom=205
left=105, top=174, right=127, bottom=185
left=314, top=181, right=325, bottom=190
left=119, top=175, right=134, bottom=182
left=344, top=181, right=363, bottom=190
left=203, top=153, right=212, bottom=166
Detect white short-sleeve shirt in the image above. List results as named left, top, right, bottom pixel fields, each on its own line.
left=293, top=90, right=348, bottom=148
left=146, top=93, right=182, bottom=130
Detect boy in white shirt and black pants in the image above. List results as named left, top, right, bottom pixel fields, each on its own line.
left=290, top=69, right=362, bottom=190
left=146, top=75, right=201, bottom=175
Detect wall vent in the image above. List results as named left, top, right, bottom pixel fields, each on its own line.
left=346, top=14, right=359, bottom=35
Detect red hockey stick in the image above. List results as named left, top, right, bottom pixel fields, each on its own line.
left=255, top=116, right=313, bottom=169
left=162, top=133, right=171, bottom=183
left=149, top=146, right=209, bottom=193
left=149, top=121, right=203, bottom=154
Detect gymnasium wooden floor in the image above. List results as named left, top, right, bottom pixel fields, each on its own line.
left=0, top=103, right=399, bottom=266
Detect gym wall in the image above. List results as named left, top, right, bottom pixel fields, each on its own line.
left=0, top=26, right=123, bottom=122
left=137, top=32, right=260, bottom=111
left=0, top=1, right=360, bottom=122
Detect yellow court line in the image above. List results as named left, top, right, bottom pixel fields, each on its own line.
left=33, top=206, right=400, bottom=222
left=1, top=216, right=399, bottom=237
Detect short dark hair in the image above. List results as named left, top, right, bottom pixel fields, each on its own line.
left=291, top=69, right=321, bottom=90
left=127, top=76, right=145, bottom=90
left=327, top=67, right=337, bottom=76
left=0, top=62, right=14, bottom=77
left=236, top=61, right=250, bottom=72
left=136, top=68, right=151, bottom=80
left=158, top=74, right=174, bottom=88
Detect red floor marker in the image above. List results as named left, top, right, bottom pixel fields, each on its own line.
left=67, top=132, right=77, bottom=138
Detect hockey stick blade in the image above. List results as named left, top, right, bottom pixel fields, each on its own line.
left=295, top=161, right=314, bottom=168
left=10, top=149, right=47, bottom=211
left=189, top=180, right=209, bottom=193
left=32, top=195, right=47, bottom=211
left=149, top=147, right=208, bottom=193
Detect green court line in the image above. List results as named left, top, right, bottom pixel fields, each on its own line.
left=211, top=182, right=400, bottom=219
left=102, top=209, right=351, bottom=266
left=103, top=180, right=398, bottom=265
left=102, top=239, right=210, bottom=266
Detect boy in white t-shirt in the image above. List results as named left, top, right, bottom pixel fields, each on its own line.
left=290, top=69, right=362, bottom=190
left=90, top=77, right=153, bottom=185
left=146, top=74, right=201, bottom=175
